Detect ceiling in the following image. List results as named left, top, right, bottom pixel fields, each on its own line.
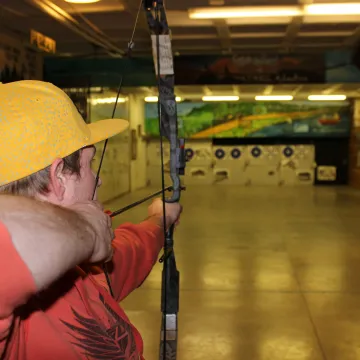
left=83, top=83, right=360, bottom=99
left=1, top=0, right=360, bottom=58
left=168, top=84, right=360, bottom=99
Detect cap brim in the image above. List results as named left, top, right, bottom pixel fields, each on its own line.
left=87, top=118, right=129, bottom=145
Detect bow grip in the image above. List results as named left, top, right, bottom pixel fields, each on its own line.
left=177, top=139, right=186, bottom=176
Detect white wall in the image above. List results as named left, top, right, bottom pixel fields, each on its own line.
left=90, top=99, right=131, bottom=203
left=129, top=94, right=148, bottom=191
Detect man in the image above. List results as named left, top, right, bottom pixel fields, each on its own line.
left=0, top=80, right=182, bottom=360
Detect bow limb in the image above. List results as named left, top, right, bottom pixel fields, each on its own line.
left=93, top=1, right=186, bottom=358
left=144, top=2, right=186, bottom=359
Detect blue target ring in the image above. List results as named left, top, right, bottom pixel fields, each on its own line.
left=283, top=146, right=294, bottom=158
left=231, top=148, right=241, bottom=159
left=215, top=148, right=225, bottom=159
left=251, top=147, right=262, bottom=158
left=185, top=148, right=194, bottom=160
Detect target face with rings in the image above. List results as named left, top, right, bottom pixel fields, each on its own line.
left=185, top=148, right=194, bottom=160
left=251, top=147, right=262, bottom=158
left=215, top=148, right=225, bottom=159
left=283, top=146, right=294, bottom=158
left=231, top=148, right=241, bottom=159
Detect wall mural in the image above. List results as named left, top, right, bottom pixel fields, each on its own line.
left=145, top=101, right=351, bottom=138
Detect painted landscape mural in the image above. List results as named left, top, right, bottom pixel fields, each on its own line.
left=145, top=101, right=351, bottom=138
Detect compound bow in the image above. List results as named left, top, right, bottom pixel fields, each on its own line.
left=143, top=2, right=185, bottom=359
left=94, top=1, right=185, bottom=359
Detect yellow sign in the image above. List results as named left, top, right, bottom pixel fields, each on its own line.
left=30, top=30, right=56, bottom=54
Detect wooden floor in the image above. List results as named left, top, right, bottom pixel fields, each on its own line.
left=108, top=185, right=360, bottom=360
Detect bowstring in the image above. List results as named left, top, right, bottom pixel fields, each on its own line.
left=152, top=4, right=170, bottom=359
left=91, top=0, right=143, bottom=298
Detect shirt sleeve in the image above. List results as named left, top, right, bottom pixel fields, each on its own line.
left=0, top=221, right=37, bottom=356
left=108, top=220, right=164, bottom=302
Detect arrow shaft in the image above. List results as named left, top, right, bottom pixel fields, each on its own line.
left=110, top=186, right=173, bottom=218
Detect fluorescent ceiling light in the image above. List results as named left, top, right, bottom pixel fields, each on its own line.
left=145, top=96, right=182, bottom=102
left=189, top=6, right=301, bottom=19
left=189, top=3, right=360, bottom=19
left=308, top=95, right=347, bottom=101
left=144, top=96, right=158, bottom=102
left=202, top=96, right=239, bottom=101
left=64, top=0, right=100, bottom=3
left=90, top=97, right=127, bottom=105
left=304, top=3, right=360, bottom=16
left=255, top=95, right=293, bottom=101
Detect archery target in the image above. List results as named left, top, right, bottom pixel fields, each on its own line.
left=212, top=146, right=246, bottom=161
left=280, top=145, right=315, bottom=169
left=231, top=148, right=242, bottom=159
left=246, top=145, right=281, bottom=166
left=213, top=146, right=230, bottom=161
left=185, top=141, right=212, bottom=166
left=212, top=146, right=247, bottom=185
left=185, top=148, right=194, bottom=161
left=215, top=148, right=226, bottom=160
left=283, top=146, right=294, bottom=158
left=279, top=145, right=315, bottom=186
left=251, top=146, right=262, bottom=158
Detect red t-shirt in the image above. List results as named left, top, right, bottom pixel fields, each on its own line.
left=0, top=220, right=164, bottom=360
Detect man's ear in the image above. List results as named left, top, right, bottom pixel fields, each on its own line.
left=48, top=158, right=66, bottom=201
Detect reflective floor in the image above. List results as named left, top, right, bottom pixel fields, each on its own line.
left=108, top=185, right=360, bottom=360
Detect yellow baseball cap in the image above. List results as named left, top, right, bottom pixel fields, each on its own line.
left=0, top=80, right=129, bottom=186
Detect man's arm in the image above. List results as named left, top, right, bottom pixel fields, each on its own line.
left=106, top=217, right=164, bottom=301
left=0, top=195, right=113, bottom=313
left=0, top=195, right=114, bottom=358
left=103, top=199, right=182, bottom=302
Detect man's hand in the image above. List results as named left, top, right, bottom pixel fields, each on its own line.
left=69, top=201, right=114, bottom=263
left=147, top=198, right=182, bottom=230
